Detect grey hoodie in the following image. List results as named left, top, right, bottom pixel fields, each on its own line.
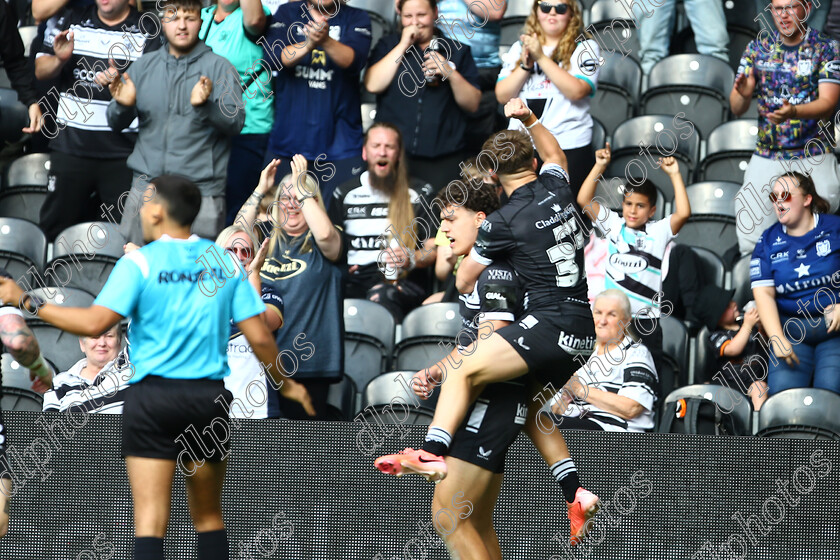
left=107, top=41, right=245, bottom=196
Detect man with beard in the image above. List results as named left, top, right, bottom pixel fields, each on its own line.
left=328, top=122, right=438, bottom=319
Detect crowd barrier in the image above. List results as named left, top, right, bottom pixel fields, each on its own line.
left=0, top=412, right=837, bottom=559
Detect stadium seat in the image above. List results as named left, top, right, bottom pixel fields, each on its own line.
left=672, top=25, right=758, bottom=73
left=756, top=388, right=840, bottom=440
left=689, top=246, right=726, bottom=289
left=588, top=0, right=641, bottom=63
left=685, top=181, right=740, bottom=218
left=607, top=115, right=699, bottom=201
left=640, top=54, right=734, bottom=138
left=673, top=215, right=738, bottom=259
left=2, top=352, right=38, bottom=391
left=6, top=153, right=50, bottom=188
left=696, top=120, right=758, bottom=182
left=692, top=326, right=715, bottom=385
left=361, top=102, right=377, bottom=134
left=1, top=387, right=43, bottom=411
left=591, top=116, right=607, bottom=154
left=24, top=287, right=94, bottom=372
left=343, top=299, right=396, bottom=393
left=499, top=0, right=531, bottom=52
left=660, top=315, right=689, bottom=392
left=29, top=286, right=95, bottom=308
left=593, top=175, right=665, bottom=220
left=730, top=253, right=752, bottom=307
left=0, top=87, right=28, bottom=144
left=661, top=384, right=752, bottom=434
left=0, top=217, right=47, bottom=287
left=393, top=303, right=461, bottom=371
left=590, top=52, right=641, bottom=138
left=0, top=153, right=51, bottom=224
left=358, top=371, right=435, bottom=426
left=46, top=222, right=125, bottom=295
left=325, top=374, right=358, bottom=420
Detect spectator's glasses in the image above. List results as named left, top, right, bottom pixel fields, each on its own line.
left=538, top=2, right=569, bottom=14
left=769, top=191, right=793, bottom=203
left=226, top=246, right=253, bottom=259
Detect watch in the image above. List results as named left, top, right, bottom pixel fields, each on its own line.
left=23, top=293, right=44, bottom=314
left=519, top=62, right=534, bottom=73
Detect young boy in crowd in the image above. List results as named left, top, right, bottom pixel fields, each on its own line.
left=694, top=285, right=769, bottom=410
left=577, top=143, right=692, bottom=378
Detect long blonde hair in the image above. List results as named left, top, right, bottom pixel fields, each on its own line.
left=523, top=0, right=588, bottom=69
left=366, top=122, right=417, bottom=252
left=266, top=172, right=327, bottom=255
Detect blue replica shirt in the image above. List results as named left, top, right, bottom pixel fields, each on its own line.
left=263, top=0, right=372, bottom=159
left=95, top=235, right=266, bottom=383
left=750, top=214, right=840, bottom=317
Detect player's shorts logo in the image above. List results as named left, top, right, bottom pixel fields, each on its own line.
left=519, top=315, right=539, bottom=329
left=558, top=331, right=595, bottom=354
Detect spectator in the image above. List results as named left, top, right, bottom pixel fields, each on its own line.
left=760, top=0, right=828, bottom=38
left=32, top=0, right=91, bottom=22
left=365, top=0, right=481, bottom=190
left=34, top=0, right=159, bottom=241
left=578, top=144, right=691, bottom=376
left=106, top=0, right=244, bottom=244
left=436, top=0, right=507, bottom=153
left=199, top=0, right=272, bottom=226
left=731, top=0, right=840, bottom=255
left=550, top=289, right=658, bottom=432
left=0, top=0, right=43, bottom=137
left=693, top=285, right=769, bottom=410
left=751, top=171, right=840, bottom=395
left=0, top=270, right=55, bottom=539
left=215, top=226, right=286, bottom=419
left=238, top=155, right=344, bottom=419
left=495, top=0, right=600, bottom=194
left=261, top=0, right=372, bottom=205
left=42, top=324, right=131, bottom=413
left=329, top=122, right=438, bottom=320
left=636, top=0, right=728, bottom=75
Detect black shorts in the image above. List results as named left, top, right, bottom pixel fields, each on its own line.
left=496, top=307, right=596, bottom=387
left=122, top=376, right=233, bottom=462
left=448, top=380, right=528, bottom=473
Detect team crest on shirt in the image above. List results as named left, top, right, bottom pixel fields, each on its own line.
left=329, top=25, right=341, bottom=40
left=797, top=59, right=812, bottom=76
left=816, top=239, right=831, bottom=257
left=311, top=49, right=327, bottom=66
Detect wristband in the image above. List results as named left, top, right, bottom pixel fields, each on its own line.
left=22, top=293, right=44, bottom=315
left=521, top=110, right=538, bottom=128
left=525, top=119, right=540, bottom=129
left=519, top=62, right=534, bottom=73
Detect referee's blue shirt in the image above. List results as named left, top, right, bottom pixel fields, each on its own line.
left=95, top=235, right=266, bottom=384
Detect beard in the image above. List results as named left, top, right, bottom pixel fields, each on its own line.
left=368, top=165, right=398, bottom=195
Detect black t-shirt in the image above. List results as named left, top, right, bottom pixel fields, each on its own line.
left=472, top=163, right=589, bottom=315
left=39, top=5, right=161, bottom=158
left=457, top=261, right=521, bottom=348
left=368, top=31, right=480, bottom=157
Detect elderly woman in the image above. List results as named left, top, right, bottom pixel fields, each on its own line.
left=551, top=289, right=658, bottom=432
left=42, top=324, right=131, bottom=414
left=751, top=171, right=840, bottom=395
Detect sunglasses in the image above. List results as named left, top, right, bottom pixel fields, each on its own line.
left=768, top=191, right=793, bottom=204
left=538, top=2, right=569, bottom=14
left=226, top=246, right=253, bottom=259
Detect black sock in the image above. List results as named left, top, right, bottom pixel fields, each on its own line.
left=551, top=459, right=581, bottom=503
left=421, top=426, right=452, bottom=457
left=135, top=537, right=164, bottom=560
left=197, top=529, right=229, bottom=560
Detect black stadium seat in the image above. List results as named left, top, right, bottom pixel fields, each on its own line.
left=393, top=303, right=461, bottom=371
left=590, top=52, right=640, bottom=137
left=0, top=87, right=28, bottom=144
left=325, top=374, right=358, bottom=420
left=689, top=246, right=726, bottom=289
left=673, top=216, right=738, bottom=259
left=0, top=217, right=47, bottom=288
left=640, top=54, right=734, bottom=139
left=343, top=299, right=395, bottom=393
left=0, top=153, right=51, bottom=224
left=589, top=0, right=641, bottom=63
left=696, top=120, right=758, bottom=182
left=25, top=287, right=95, bottom=372
left=731, top=253, right=752, bottom=307
left=499, top=0, right=531, bottom=53
left=757, top=389, right=840, bottom=440
left=685, top=181, right=740, bottom=218
left=1, top=352, right=43, bottom=412
left=660, top=315, right=689, bottom=394
left=591, top=116, right=607, bottom=152
left=46, top=221, right=126, bottom=295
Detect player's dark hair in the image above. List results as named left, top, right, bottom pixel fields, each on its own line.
left=149, top=175, right=202, bottom=227
left=434, top=179, right=500, bottom=216
left=782, top=171, right=831, bottom=214
left=623, top=178, right=657, bottom=207
left=481, top=130, right=534, bottom=176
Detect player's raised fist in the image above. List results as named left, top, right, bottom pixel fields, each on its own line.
left=190, top=76, right=213, bottom=107
left=504, top=98, right=531, bottom=121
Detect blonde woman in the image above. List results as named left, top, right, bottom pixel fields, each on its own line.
left=496, top=0, right=601, bottom=194
left=237, top=155, right=344, bottom=419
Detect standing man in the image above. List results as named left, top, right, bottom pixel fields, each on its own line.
left=107, top=0, right=245, bottom=244
left=0, top=175, right=313, bottom=560
left=730, top=0, right=840, bottom=255
left=34, top=0, right=159, bottom=241
left=262, top=0, right=372, bottom=205
left=200, top=0, right=273, bottom=226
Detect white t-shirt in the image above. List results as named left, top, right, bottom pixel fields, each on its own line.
left=560, top=337, right=658, bottom=432
left=499, top=39, right=601, bottom=149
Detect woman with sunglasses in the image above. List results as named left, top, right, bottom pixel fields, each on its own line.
left=496, top=0, right=600, bottom=195
left=216, top=225, right=287, bottom=419
left=237, top=154, right=345, bottom=419
left=751, top=171, right=840, bottom=396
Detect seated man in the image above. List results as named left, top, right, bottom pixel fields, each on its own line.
left=550, top=289, right=658, bottom=433
left=42, top=324, right=130, bottom=414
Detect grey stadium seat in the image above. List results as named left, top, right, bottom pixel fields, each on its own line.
left=393, top=303, right=461, bottom=371
left=673, top=216, right=738, bottom=259
left=696, top=120, right=758, bottom=183
left=46, top=221, right=126, bottom=295
left=0, top=153, right=52, bottom=224
left=757, top=388, right=840, bottom=440
left=589, top=0, right=641, bottom=63
left=685, top=181, right=740, bottom=218
left=0, top=217, right=47, bottom=288
left=343, top=299, right=396, bottom=393
left=1, top=352, right=44, bottom=411
left=24, top=287, right=95, bottom=372
left=590, top=52, right=641, bottom=137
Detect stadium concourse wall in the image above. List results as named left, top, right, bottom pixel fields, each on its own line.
left=0, top=412, right=837, bottom=560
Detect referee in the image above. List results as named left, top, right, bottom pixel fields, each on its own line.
left=0, top=175, right=314, bottom=560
